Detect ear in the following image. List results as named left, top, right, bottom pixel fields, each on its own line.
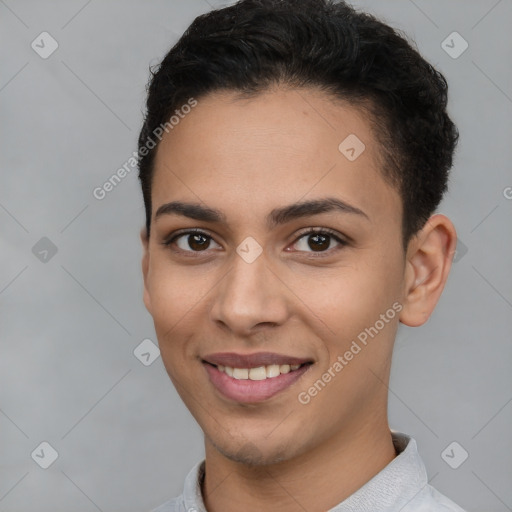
left=400, top=214, right=457, bottom=327
left=140, top=227, right=152, bottom=314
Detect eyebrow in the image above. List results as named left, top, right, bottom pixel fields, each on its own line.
left=154, top=197, right=369, bottom=228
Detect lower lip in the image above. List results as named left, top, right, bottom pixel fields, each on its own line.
left=203, top=363, right=312, bottom=403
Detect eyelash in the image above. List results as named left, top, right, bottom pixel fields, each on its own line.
left=161, top=227, right=348, bottom=257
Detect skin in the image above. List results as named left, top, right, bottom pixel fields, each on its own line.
left=141, top=86, right=457, bottom=512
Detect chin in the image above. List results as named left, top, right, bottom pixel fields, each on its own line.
left=211, top=435, right=292, bottom=467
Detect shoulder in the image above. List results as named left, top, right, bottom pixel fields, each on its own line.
left=148, top=459, right=205, bottom=512
left=401, top=483, right=467, bottom=512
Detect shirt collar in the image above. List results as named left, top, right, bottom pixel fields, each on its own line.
left=181, top=431, right=428, bottom=512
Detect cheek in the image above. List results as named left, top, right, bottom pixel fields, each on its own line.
left=299, top=256, right=402, bottom=347
left=146, top=261, right=203, bottom=355
left=148, top=257, right=202, bottom=319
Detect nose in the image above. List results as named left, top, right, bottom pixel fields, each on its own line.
left=210, top=249, right=290, bottom=337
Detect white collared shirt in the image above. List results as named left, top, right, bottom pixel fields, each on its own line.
left=151, top=431, right=466, bottom=512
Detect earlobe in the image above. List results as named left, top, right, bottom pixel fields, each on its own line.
left=399, top=214, right=457, bottom=327
left=140, top=227, right=152, bottom=313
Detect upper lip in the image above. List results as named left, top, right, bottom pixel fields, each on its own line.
left=202, top=352, right=313, bottom=369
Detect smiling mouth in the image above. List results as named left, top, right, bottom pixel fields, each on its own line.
left=202, top=360, right=314, bottom=403
left=203, top=361, right=313, bottom=381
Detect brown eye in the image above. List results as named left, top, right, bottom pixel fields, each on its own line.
left=292, top=229, right=346, bottom=254
left=185, top=233, right=210, bottom=251
left=306, top=233, right=330, bottom=251
left=165, top=230, right=221, bottom=252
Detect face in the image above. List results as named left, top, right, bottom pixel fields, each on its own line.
left=141, top=87, right=408, bottom=465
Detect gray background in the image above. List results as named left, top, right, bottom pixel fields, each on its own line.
left=1, top=0, right=511, bottom=510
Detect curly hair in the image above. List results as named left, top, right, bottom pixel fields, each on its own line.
left=138, top=0, right=459, bottom=248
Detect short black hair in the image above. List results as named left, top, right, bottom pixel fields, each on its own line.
left=138, top=0, right=458, bottom=247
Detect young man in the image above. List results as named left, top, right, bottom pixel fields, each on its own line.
left=138, top=0, right=465, bottom=510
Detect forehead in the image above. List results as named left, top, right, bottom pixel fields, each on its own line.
left=151, top=87, right=401, bottom=229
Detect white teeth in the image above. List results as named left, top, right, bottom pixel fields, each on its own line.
left=266, top=364, right=281, bottom=378
left=216, top=363, right=306, bottom=380
left=248, top=366, right=267, bottom=380
left=232, top=368, right=249, bottom=379
left=280, top=364, right=291, bottom=374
